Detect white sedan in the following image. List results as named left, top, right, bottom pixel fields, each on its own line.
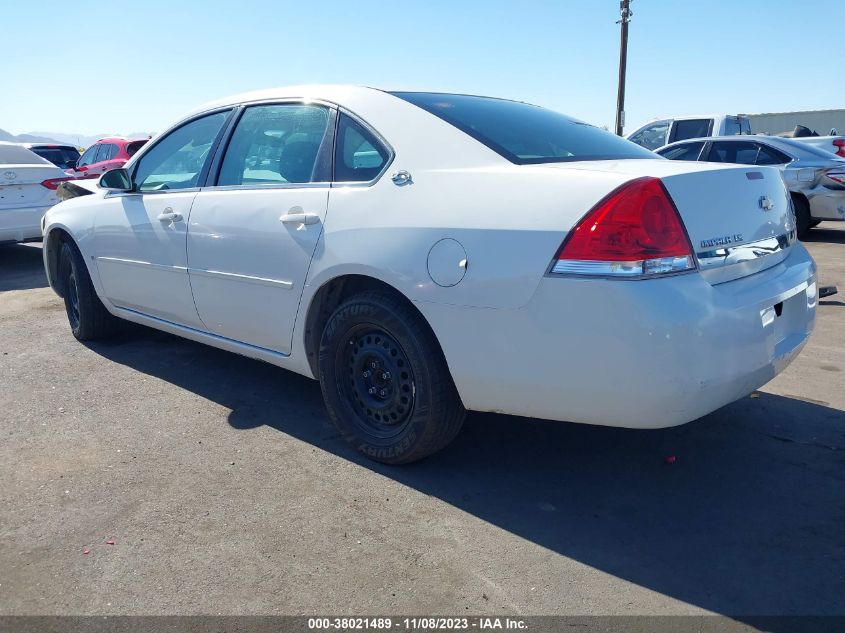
left=1, top=142, right=69, bottom=244
left=42, top=86, right=817, bottom=463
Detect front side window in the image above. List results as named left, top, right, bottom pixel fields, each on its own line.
left=628, top=121, right=671, bottom=150
left=670, top=119, right=712, bottom=143
left=656, top=141, right=705, bottom=161
left=218, top=104, right=330, bottom=186
left=77, top=145, right=99, bottom=167
left=334, top=113, right=390, bottom=182
left=392, top=92, right=656, bottom=164
left=134, top=111, right=229, bottom=192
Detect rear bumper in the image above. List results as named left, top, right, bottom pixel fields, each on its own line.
left=419, top=244, right=817, bottom=428
left=0, top=205, right=50, bottom=243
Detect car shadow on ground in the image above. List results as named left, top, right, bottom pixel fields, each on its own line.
left=803, top=226, right=845, bottom=245
left=84, top=325, right=845, bottom=619
left=0, top=242, right=48, bottom=291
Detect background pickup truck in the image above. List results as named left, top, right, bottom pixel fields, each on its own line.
left=626, top=114, right=751, bottom=150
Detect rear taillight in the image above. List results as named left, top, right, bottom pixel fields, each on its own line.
left=824, top=169, right=845, bottom=186
left=40, top=177, right=71, bottom=190
left=833, top=139, right=845, bottom=158
left=551, top=177, right=695, bottom=278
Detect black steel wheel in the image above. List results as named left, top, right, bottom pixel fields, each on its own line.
left=318, top=291, right=465, bottom=464
left=58, top=239, right=120, bottom=340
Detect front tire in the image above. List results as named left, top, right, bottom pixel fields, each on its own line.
left=58, top=240, right=120, bottom=340
left=318, top=291, right=466, bottom=464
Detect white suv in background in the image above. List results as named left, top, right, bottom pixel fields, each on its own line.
left=627, top=115, right=752, bottom=150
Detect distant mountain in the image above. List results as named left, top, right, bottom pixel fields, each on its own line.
left=27, top=131, right=154, bottom=148
left=0, top=128, right=63, bottom=144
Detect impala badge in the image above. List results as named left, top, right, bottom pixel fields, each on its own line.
left=700, top=234, right=744, bottom=249
left=759, top=195, right=774, bottom=211
left=3, top=170, right=16, bottom=180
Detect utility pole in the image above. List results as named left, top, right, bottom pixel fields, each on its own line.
left=614, top=0, right=632, bottom=136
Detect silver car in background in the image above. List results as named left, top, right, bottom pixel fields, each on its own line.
left=657, top=136, right=845, bottom=238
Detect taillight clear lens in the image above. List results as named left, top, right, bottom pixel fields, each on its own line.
left=41, top=178, right=71, bottom=190
left=552, top=177, right=695, bottom=278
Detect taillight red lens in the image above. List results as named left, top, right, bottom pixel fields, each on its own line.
left=825, top=170, right=845, bottom=185
left=40, top=178, right=71, bottom=190
left=833, top=139, right=845, bottom=158
left=552, top=177, right=695, bottom=277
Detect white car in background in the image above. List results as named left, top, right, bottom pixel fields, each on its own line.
left=41, top=86, right=817, bottom=463
left=657, top=135, right=845, bottom=237
left=1, top=142, right=69, bottom=244
left=627, top=114, right=752, bottom=150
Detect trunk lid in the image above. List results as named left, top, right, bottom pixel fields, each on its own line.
left=543, top=159, right=795, bottom=284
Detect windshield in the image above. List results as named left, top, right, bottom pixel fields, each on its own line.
left=391, top=92, right=656, bottom=164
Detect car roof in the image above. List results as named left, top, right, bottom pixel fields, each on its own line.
left=94, top=137, right=149, bottom=144
left=19, top=142, right=78, bottom=150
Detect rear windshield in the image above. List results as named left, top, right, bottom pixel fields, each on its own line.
left=31, top=146, right=80, bottom=169
left=126, top=140, right=148, bottom=157
left=391, top=92, right=656, bottom=164
left=0, top=143, right=53, bottom=165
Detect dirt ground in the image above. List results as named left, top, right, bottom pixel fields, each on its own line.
left=1, top=227, right=843, bottom=616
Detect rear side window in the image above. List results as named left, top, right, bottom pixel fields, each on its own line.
left=657, top=142, right=705, bottom=161
left=218, top=104, right=331, bottom=186
left=756, top=145, right=791, bottom=165
left=97, top=143, right=118, bottom=162
left=334, top=113, right=390, bottom=182
left=391, top=92, right=655, bottom=164
left=670, top=119, right=712, bottom=143
left=722, top=117, right=750, bottom=136
left=126, top=140, right=147, bottom=157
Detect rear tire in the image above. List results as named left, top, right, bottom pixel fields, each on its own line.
left=58, top=240, right=120, bottom=340
left=792, top=195, right=812, bottom=239
left=318, top=291, right=466, bottom=464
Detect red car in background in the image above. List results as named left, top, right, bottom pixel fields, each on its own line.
left=70, top=137, right=149, bottom=179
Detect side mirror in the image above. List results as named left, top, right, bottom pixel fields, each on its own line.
left=99, top=168, right=133, bottom=192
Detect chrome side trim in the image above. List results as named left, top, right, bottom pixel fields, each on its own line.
left=95, top=256, right=187, bottom=274
left=187, top=267, right=293, bottom=289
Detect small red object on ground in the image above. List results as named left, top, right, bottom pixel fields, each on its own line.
left=105, top=540, right=115, bottom=545
left=83, top=549, right=90, bottom=555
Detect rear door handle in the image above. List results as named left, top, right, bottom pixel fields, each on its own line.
left=280, top=212, right=320, bottom=225
left=157, top=210, right=183, bottom=222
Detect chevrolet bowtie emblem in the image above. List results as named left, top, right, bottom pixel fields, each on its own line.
left=3, top=170, right=16, bottom=180
left=759, top=195, right=774, bottom=211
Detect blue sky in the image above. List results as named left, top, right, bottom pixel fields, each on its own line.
left=2, top=0, right=839, bottom=136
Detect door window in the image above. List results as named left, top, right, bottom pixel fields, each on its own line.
left=755, top=145, right=791, bottom=165
left=707, top=141, right=759, bottom=164
left=334, top=113, right=390, bottom=182
left=217, top=104, right=331, bottom=186
left=627, top=121, right=670, bottom=150
left=670, top=119, right=712, bottom=143
left=134, top=111, right=229, bottom=192
left=77, top=145, right=99, bottom=167
left=95, top=143, right=118, bottom=163
left=656, top=141, right=705, bottom=161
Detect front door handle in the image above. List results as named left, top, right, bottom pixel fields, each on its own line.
left=157, top=210, right=183, bottom=222
left=280, top=212, right=320, bottom=225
